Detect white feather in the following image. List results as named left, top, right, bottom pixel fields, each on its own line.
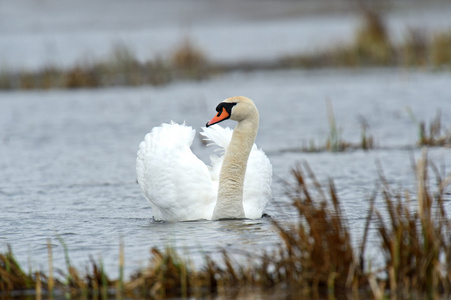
left=136, top=122, right=272, bottom=221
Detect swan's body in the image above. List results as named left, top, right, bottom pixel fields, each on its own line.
left=136, top=96, right=272, bottom=221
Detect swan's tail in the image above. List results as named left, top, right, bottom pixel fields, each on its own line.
left=200, top=125, right=233, bottom=152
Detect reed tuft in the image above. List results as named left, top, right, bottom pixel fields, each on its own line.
left=375, top=149, right=451, bottom=298
left=0, top=245, right=42, bottom=294
left=273, top=162, right=364, bottom=297
left=431, top=31, right=451, bottom=67
left=125, top=247, right=198, bottom=298
left=408, top=108, right=451, bottom=147
left=171, top=38, right=208, bottom=72
left=354, top=9, right=392, bottom=65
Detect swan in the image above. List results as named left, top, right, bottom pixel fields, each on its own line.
left=136, top=96, right=272, bottom=221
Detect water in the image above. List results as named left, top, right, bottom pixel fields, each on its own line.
left=1, top=69, right=450, bottom=278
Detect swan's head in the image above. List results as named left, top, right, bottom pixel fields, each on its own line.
left=206, top=96, right=257, bottom=127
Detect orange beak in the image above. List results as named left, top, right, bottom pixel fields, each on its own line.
left=206, top=107, right=230, bottom=127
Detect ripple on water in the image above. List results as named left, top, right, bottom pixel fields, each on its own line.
left=0, top=69, right=450, bottom=277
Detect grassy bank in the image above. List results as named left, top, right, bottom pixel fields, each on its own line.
left=1, top=10, right=451, bottom=90
left=0, top=40, right=212, bottom=90
left=1, top=150, right=450, bottom=299
left=283, top=9, right=451, bottom=70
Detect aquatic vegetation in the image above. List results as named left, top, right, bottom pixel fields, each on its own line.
left=374, top=150, right=451, bottom=298
left=325, top=100, right=349, bottom=152
left=283, top=9, right=451, bottom=70
left=300, top=104, right=449, bottom=154
left=0, top=40, right=207, bottom=90
left=126, top=247, right=206, bottom=298
left=417, top=111, right=451, bottom=147
left=1, top=151, right=450, bottom=298
left=170, top=37, right=210, bottom=80
left=273, top=163, right=364, bottom=297
left=300, top=102, right=373, bottom=153
left=358, top=115, right=374, bottom=150
left=431, top=31, right=451, bottom=68
left=354, top=9, right=392, bottom=66
left=408, top=108, right=451, bottom=147
left=0, top=245, right=39, bottom=292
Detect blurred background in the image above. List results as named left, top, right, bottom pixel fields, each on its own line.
left=1, top=0, right=451, bottom=75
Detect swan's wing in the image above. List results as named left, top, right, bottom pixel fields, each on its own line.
left=242, top=144, right=272, bottom=219
left=199, top=125, right=232, bottom=181
left=136, top=122, right=216, bottom=221
left=200, top=125, right=272, bottom=219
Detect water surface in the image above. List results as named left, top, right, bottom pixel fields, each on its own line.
left=1, top=69, right=450, bottom=277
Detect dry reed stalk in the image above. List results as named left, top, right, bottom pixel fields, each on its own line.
left=354, top=9, right=392, bottom=65
left=418, top=111, right=451, bottom=147
left=431, top=32, right=451, bottom=67
left=273, top=162, right=363, bottom=297
left=375, top=149, right=451, bottom=298
left=35, top=271, right=42, bottom=300
left=171, top=38, right=208, bottom=71
left=125, top=247, right=197, bottom=298
left=359, top=185, right=378, bottom=271
left=47, top=239, right=54, bottom=298
left=117, top=238, right=124, bottom=299
left=0, top=245, right=35, bottom=293
left=368, top=274, right=384, bottom=300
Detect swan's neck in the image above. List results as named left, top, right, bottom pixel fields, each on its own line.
left=212, top=113, right=258, bottom=220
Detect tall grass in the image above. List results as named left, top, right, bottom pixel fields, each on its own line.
left=354, top=9, right=392, bottom=65
left=358, top=115, right=374, bottom=150
left=431, top=32, right=451, bottom=67
left=0, top=245, right=40, bottom=292
left=301, top=101, right=374, bottom=153
left=273, top=163, right=364, bottom=297
left=0, top=39, right=209, bottom=90
left=325, top=100, right=349, bottom=152
left=374, top=150, right=451, bottom=298
left=408, top=108, right=451, bottom=147
left=1, top=151, right=450, bottom=298
left=283, top=9, right=451, bottom=70
left=170, top=37, right=209, bottom=79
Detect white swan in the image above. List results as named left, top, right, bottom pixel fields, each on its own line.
left=136, top=96, right=272, bottom=221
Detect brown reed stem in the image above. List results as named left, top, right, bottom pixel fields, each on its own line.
left=47, top=239, right=54, bottom=299
left=35, top=271, right=42, bottom=300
